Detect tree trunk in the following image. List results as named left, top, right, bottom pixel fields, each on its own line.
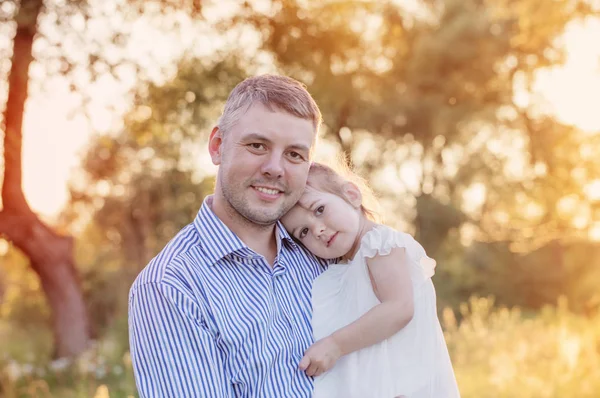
left=0, top=212, right=90, bottom=357
left=1, top=0, right=90, bottom=358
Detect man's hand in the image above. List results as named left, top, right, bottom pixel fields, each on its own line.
left=298, top=336, right=342, bottom=377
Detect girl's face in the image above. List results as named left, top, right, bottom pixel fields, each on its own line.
left=281, top=184, right=363, bottom=259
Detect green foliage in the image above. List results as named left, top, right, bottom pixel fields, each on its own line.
left=415, top=193, right=466, bottom=258
left=62, top=57, right=245, bottom=334
left=70, top=57, right=246, bottom=258
left=445, top=296, right=600, bottom=397
left=0, top=331, right=138, bottom=398
left=233, top=0, right=600, bottom=260
left=0, top=248, right=52, bottom=363
left=3, top=0, right=600, bottom=394
left=1, top=297, right=599, bottom=397
left=460, top=238, right=600, bottom=311
left=58, top=0, right=600, bottom=319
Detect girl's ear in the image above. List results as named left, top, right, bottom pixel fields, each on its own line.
left=342, top=182, right=362, bottom=208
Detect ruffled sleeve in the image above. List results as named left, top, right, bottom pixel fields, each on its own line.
left=360, top=225, right=436, bottom=281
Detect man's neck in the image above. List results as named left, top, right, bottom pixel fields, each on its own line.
left=208, top=195, right=279, bottom=266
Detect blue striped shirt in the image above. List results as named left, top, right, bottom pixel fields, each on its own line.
left=129, top=196, right=327, bottom=397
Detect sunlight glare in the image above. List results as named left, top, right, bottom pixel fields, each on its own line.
left=534, top=18, right=600, bottom=133
left=16, top=8, right=600, bottom=218
left=0, top=239, right=8, bottom=255
left=461, top=183, right=486, bottom=216
left=23, top=93, right=90, bottom=218
left=585, top=180, right=600, bottom=201
left=590, top=223, right=600, bottom=241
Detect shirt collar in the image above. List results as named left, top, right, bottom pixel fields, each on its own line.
left=276, top=219, right=300, bottom=252
left=194, top=195, right=299, bottom=266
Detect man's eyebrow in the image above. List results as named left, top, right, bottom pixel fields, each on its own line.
left=241, top=132, right=310, bottom=153
left=241, top=132, right=271, bottom=142
left=288, top=143, right=310, bottom=154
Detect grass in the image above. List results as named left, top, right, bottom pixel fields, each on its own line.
left=1, top=296, right=598, bottom=397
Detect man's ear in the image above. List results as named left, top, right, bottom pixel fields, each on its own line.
left=342, top=182, right=362, bottom=208
left=208, top=126, right=224, bottom=165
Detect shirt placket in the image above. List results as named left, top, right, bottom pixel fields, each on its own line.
left=272, top=259, right=305, bottom=357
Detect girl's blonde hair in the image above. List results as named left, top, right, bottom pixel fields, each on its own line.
left=307, top=154, right=381, bottom=223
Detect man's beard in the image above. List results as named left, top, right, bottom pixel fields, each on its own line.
left=220, top=179, right=297, bottom=226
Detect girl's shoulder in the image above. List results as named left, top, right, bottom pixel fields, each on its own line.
left=360, top=224, right=414, bottom=257
left=359, top=224, right=436, bottom=279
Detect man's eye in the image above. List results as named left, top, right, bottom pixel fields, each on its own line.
left=315, top=206, right=325, bottom=216
left=249, top=143, right=266, bottom=150
left=289, top=151, right=304, bottom=160
left=299, top=228, right=309, bottom=238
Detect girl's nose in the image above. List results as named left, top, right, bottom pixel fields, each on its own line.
left=312, top=223, right=326, bottom=239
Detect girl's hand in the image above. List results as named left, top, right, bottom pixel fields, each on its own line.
left=298, top=336, right=342, bottom=377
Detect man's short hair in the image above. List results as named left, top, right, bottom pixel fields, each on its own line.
left=218, top=75, right=322, bottom=135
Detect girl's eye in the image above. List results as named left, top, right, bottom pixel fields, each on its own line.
left=315, top=206, right=325, bottom=216
left=299, top=227, right=309, bottom=239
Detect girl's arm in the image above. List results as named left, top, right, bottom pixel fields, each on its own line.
left=331, top=246, right=414, bottom=354
left=299, top=247, right=414, bottom=376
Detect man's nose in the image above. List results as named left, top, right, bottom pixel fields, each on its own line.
left=261, top=152, right=284, bottom=179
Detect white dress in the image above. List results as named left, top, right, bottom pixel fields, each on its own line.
left=312, top=225, right=461, bottom=398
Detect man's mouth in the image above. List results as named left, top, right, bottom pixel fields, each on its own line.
left=254, top=186, right=282, bottom=195
left=252, top=185, right=286, bottom=201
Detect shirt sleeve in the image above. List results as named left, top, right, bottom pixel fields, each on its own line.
left=129, top=281, right=233, bottom=398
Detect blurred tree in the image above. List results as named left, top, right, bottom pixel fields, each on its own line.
left=0, top=0, right=89, bottom=360
left=464, top=237, right=600, bottom=312
left=230, top=0, right=600, bottom=308
left=0, top=247, right=52, bottom=361
left=64, top=57, right=246, bottom=332
left=236, top=0, right=598, bottom=247
left=0, top=0, right=207, bottom=358
left=9, top=0, right=595, bottom=355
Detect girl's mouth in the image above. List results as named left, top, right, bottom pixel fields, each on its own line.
left=327, top=232, right=338, bottom=247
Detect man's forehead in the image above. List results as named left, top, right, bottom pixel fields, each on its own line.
left=238, top=129, right=313, bottom=149
left=238, top=105, right=316, bottom=145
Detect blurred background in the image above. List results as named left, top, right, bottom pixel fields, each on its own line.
left=1, top=0, right=600, bottom=396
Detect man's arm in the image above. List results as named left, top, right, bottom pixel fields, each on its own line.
left=129, top=282, right=233, bottom=398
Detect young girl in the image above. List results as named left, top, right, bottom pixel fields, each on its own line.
left=281, top=161, right=461, bottom=398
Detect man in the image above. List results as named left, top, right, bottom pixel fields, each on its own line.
left=129, top=75, right=327, bottom=397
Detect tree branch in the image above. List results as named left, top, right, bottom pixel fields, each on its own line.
left=2, top=0, right=43, bottom=213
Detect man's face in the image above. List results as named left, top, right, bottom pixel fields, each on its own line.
left=210, top=102, right=316, bottom=226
